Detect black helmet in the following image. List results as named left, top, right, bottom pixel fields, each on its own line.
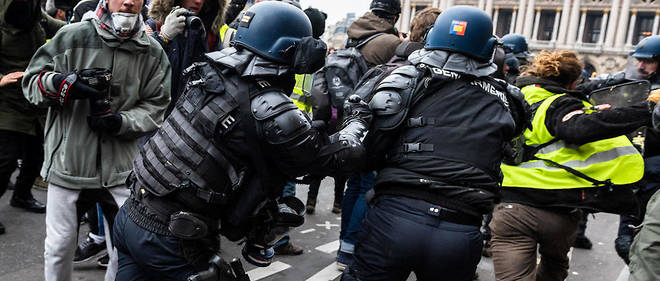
left=501, top=34, right=532, bottom=59
left=632, top=35, right=660, bottom=60
left=424, top=6, right=498, bottom=62
left=370, top=0, right=401, bottom=16
left=233, top=1, right=312, bottom=64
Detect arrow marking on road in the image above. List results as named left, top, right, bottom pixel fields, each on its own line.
left=316, top=221, right=339, bottom=230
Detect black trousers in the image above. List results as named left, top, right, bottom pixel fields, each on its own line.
left=307, top=175, right=346, bottom=204
left=0, top=129, right=43, bottom=200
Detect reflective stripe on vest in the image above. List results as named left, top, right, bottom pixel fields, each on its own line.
left=291, top=74, right=313, bottom=113
left=219, top=24, right=236, bottom=50
left=501, top=85, right=644, bottom=189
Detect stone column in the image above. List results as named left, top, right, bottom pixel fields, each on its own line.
left=557, top=0, right=572, bottom=44
left=485, top=0, right=494, bottom=17
left=401, top=0, right=412, bottom=33
left=515, top=0, right=526, bottom=34
left=446, top=0, right=455, bottom=9
left=598, top=10, right=609, bottom=45
left=479, top=0, right=485, bottom=10
left=493, top=8, right=500, bottom=33
left=653, top=12, right=660, bottom=35
left=615, top=0, right=631, bottom=48
left=523, top=0, right=536, bottom=38
left=410, top=5, right=417, bottom=26
left=552, top=8, right=561, bottom=42
left=605, top=0, right=620, bottom=48
left=566, top=0, right=582, bottom=45
left=626, top=10, right=637, bottom=47
left=511, top=8, right=518, bottom=34
left=532, top=8, right=542, bottom=40
left=432, top=0, right=439, bottom=8
left=576, top=9, right=587, bottom=45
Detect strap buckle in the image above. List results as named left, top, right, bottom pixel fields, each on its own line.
left=407, top=117, right=424, bottom=127
left=404, top=143, right=422, bottom=152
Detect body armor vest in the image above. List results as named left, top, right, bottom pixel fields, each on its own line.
left=133, top=62, right=246, bottom=204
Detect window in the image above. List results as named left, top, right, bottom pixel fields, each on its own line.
left=582, top=12, right=603, bottom=43
left=633, top=12, right=655, bottom=45
left=496, top=9, right=513, bottom=37
left=537, top=10, right=556, bottom=41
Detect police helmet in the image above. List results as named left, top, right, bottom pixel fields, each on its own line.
left=270, top=0, right=302, bottom=9
left=424, top=6, right=498, bottom=62
left=233, top=1, right=312, bottom=64
left=632, top=35, right=660, bottom=60
left=370, top=0, right=401, bottom=16
left=501, top=34, right=532, bottom=59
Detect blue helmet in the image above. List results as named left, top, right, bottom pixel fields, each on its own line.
left=424, top=6, right=498, bottom=62
left=632, top=35, right=660, bottom=60
left=501, top=34, right=531, bottom=59
left=233, top=1, right=312, bottom=64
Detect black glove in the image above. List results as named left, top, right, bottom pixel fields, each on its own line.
left=342, top=95, right=372, bottom=127
left=50, top=72, right=103, bottom=106
left=87, top=113, right=122, bottom=135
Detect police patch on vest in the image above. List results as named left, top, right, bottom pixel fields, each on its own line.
left=470, top=80, right=509, bottom=107
left=431, top=68, right=461, bottom=79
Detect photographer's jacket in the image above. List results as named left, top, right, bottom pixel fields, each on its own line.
left=22, top=18, right=172, bottom=190
left=363, top=49, right=529, bottom=217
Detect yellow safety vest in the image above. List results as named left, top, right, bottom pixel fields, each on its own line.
left=291, top=74, right=314, bottom=115
left=501, top=85, right=644, bottom=189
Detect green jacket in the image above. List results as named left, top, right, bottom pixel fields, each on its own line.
left=0, top=0, right=64, bottom=136
left=629, top=189, right=660, bottom=281
left=22, top=18, right=172, bottom=189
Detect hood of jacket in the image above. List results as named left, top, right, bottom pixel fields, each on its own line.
left=206, top=47, right=294, bottom=78
left=347, top=12, right=396, bottom=40
left=148, top=0, right=226, bottom=35
left=408, top=49, right=497, bottom=77
left=0, top=0, right=41, bottom=32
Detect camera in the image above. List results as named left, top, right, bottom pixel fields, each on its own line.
left=173, top=6, right=203, bottom=30
left=78, top=68, right=112, bottom=116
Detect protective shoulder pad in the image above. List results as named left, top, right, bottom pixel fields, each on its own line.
left=505, top=83, right=532, bottom=137
left=375, top=65, right=419, bottom=92
left=370, top=65, right=422, bottom=131
left=251, top=90, right=299, bottom=121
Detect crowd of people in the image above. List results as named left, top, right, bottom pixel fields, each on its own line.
left=1, top=0, right=660, bottom=280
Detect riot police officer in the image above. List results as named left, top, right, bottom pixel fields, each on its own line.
left=111, top=2, right=371, bottom=280
left=501, top=33, right=533, bottom=66
left=341, top=6, right=530, bottom=280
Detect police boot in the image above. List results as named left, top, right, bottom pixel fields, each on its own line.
left=274, top=241, right=303, bottom=255
left=615, top=235, right=632, bottom=264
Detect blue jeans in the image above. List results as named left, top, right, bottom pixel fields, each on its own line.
left=347, top=195, right=482, bottom=281
left=113, top=205, right=197, bottom=281
left=339, top=171, right=376, bottom=254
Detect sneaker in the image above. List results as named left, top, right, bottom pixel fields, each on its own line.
left=573, top=236, right=593, bottom=250
left=10, top=197, right=46, bottom=213
left=274, top=241, right=303, bottom=255
left=73, top=236, right=106, bottom=263
left=0, top=222, right=5, bottom=235
left=306, top=198, right=316, bottom=215
left=331, top=201, right=341, bottom=214
left=97, top=253, right=109, bottom=268
left=336, top=251, right=353, bottom=271
left=242, top=243, right=274, bottom=267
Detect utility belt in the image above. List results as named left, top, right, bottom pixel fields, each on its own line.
left=373, top=188, right=483, bottom=226
left=126, top=185, right=220, bottom=240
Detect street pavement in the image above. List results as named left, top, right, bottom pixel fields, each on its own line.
left=0, top=177, right=633, bottom=281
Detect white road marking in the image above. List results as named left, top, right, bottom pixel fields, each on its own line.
left=300, top=228, right=316, bottom=234
left=316, top=221, right=340, bottom=230
left=246, top=261, right=291, bottom=280
left=615, top=266, right=629, bottom=281
left=315, top=240, right=340, bottom=254
left=305, top=262, right=344, bottom=281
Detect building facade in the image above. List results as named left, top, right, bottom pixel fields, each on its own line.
left=398, top=0, right=660, bottom=74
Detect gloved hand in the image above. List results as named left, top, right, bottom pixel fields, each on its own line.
left=342, top=95, right=372, bottom=126
left=87, top=113, right=122, bottom=135
left=576, top=73, right=627, bottom=96
left=50, top=72, right=103, bottom=106
left=160, top=7, right=187, bottom=41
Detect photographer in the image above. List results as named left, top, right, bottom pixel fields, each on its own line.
left=146, top=0, right=227, bottom=116
left=21, top=0, right=171, bottom=280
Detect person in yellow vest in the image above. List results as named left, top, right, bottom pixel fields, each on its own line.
left=490, top=50, right=654, bottom=281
